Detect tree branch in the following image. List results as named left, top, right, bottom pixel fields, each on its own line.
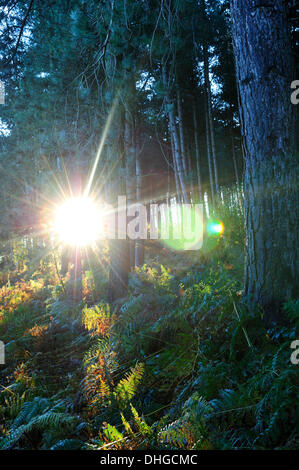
left=6, top=0, right=34, bottom=64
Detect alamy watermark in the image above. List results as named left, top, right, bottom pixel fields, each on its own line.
left=291, top=80, right=299, bottom=105
left=290, top=340, right=299, bottom=365
left=100, top=197, right=204, bottom=250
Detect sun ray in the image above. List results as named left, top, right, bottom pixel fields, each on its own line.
left=84, top=96, right=119, bottom=199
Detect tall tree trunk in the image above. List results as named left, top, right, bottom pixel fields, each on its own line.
left=125, top=107, right=136, bottom=269
left=162, top=64, right=188, bottom=204
left=230, top=0, right=299, bottom=324
left=108, top=117, right=130, bottom=303
left=187, top=147, right=194, bottom=203
left=169, top=106, right=189, bottom=203
left=230, top=125, right=243, bottom=211
left=193, top=101, right=203, bottom=202
left=203, top=42, right=219, bottom=199
left=170, top=131, right=181, bottom=202
left=231, top=126, right=240, bottom=188
left=177, top=88, right=188, bottom=175
left=66, top=170, right=82, bottom=304
left=205, top=102, right=215, bottom=209
left=135, top=131, right=144, bottom=267
left=73, top=247, right=82, bottom=305
left=177, top=88, right=194, bottom=200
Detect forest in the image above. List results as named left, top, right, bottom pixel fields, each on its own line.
left=0, top=0, right=298, bottom=453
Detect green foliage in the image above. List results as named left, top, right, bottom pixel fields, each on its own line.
left=94, top=214, right=298, bottom=450
left=0, top=0, right=297, bottom=453
left=82, top=303, right=112, bottom=337
left=0, top=397, right=81, bottom=449
left=0, top=206, right=298, bottom=450
left=97, top=404, right=152, bottom=450
left=113, top=363, right=145, bottom=409
left=130, top=404, right=153, bottom=437
left=158, top=393, right=212, bottom=449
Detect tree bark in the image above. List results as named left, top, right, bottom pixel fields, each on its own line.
left=230, top=0, right=299, bottom=324
left=231, top=129, right=240, bottom=187
left=230, top=121, right=243, bottom=210
left=68, top=247, right=82, bottom=305
left=205, top=101, right=215, bottom=209
left=108, top=116, right=130, bottom=303
left=193, top=101, right=203, bottom=202
left=135, top=131, right=144, bottom=267
left=162, top=64, right=189, bottom=204
left=108, top=238, right=130, bottom=302
left=170, top=130, right=181, bottom=202
left=177, top=88, right=188, bottom=175
left=125, top=107, right=136, bottom=269
left=167, top=101, right=188, bottom=204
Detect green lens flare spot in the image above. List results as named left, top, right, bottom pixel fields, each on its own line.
left=159, top=205, right=204, bottom=251
left=207, top=220, right=224, bottom=236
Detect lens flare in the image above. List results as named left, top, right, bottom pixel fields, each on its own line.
left=159, top=204, right=204, bottom=251
left=54, top=197, right=103, bottom=246
left=207, top=220, right=225, bottom=236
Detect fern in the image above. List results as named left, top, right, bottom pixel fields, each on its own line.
left=0, top=397, right=81, bottom=449
left=12, top=397, right=51, bottom=428
left=158, top=394, right=212, bottom=450
left=113, top=363, right=144, bottom=409
left=130, top=404, right=152, bottom=437
left=159, top=419, right=191, bottom=448
left=82, top=303, right=112, bottom=337
left=99, top=423, right=125, bottom=449
left=121, top=412, right=134, bottom=436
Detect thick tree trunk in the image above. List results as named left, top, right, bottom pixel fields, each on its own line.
left=230, top=123, right=243, bottom=210
left=230, top=0, right=299, bottom=324
left=231, top=131, right=240, bottom=184
left=108, top=118, right=130, bottom=303
left=108, top=238, right=130, bottom=302
left=108, top=184, right=130, bottom=302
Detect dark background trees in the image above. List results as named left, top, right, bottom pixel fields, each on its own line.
left=0, top=0, right=242, bottom=220
left=0, top=0, right=298, bottom=315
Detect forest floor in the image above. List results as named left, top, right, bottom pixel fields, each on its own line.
left=0, top=207, right=298, bottom=450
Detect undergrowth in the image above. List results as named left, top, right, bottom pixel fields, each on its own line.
left=0, top=208, right=298, bottom=450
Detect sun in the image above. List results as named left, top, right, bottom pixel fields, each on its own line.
left=54, top=197, right=103, bottom=246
